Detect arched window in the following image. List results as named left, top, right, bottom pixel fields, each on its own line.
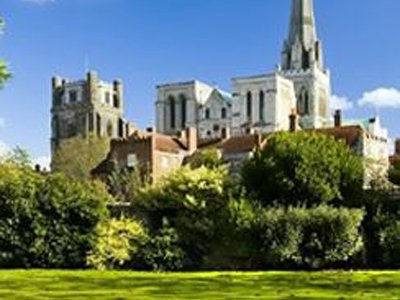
left=113, top=93, right=120, bottom=109
left=221, top=107, right=227, bottom=119
left=205, top=108, right=211, bottom=119
left=107, top=121, right=113, bottom=137
left=297, top=88, right=309, bottom=116
left=180, top=94, right=187, bottom=128
left=259, top=91, right=265, bottom=121
left=246, top=91, right=252, bottom=121
left=96, top=113, right=102, bottom=137
left=303, top=90, right=309, bottom=115
left=169, top=96, right=176, bottom=130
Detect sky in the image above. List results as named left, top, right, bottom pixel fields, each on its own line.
left=0, top=0, right=399, bottom=167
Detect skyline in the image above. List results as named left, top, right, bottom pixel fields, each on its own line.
left=0, top=0, right=400, bottom=166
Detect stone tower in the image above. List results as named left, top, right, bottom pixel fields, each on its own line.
left=51, top=71, right=127, bottom=158
left=281, top=0, right=331, bottom=129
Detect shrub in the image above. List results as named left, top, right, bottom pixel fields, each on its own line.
left=242, top=131, right=364, bottom=207
left=136, top=166, right=232, bottom=269
left=0, top=163, right=109, bottom=268
left=379, top=221, right=400, bottom=268
left=141, top=219, right=184, bottom=272
left=87, top=218, right=149, bottom=270
left=258, top=206, right=364, bottom=269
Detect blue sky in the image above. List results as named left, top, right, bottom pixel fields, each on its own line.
left=0, top=0, right=399, bottom=165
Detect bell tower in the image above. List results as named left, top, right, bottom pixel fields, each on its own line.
left=281, top=0, right=331, bottom=129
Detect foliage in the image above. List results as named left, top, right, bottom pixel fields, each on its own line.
left=140, top=219, right=185, bottom=272
left=136, top=166, right=232, bottom=269
left=0, top=163, right=109, bottom=268
left=389, top=161, right=400, bottom=186
left=188, top=149, right=224, bottom=169
left=242, top=131, right=364, bottom=207
left=258, top=206, right=364, bottom=269
left=0, top=18, right=11, bottom=89
left=107, top=167, right=148, bottom=203
left=87, top=218, right=148, bottom=270
left=378, top=221, right=400, bottom=268
left=52, top=134, right=110, bottom=181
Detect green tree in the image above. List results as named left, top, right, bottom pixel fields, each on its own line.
left=137, top=165, right=233, bottom=269
left=52, top=134, right=110, bottom=181
left=87, top=217, right=149, bottom=270
left=0, top=18, right=11, bottom=89
left=0, top=163, right=110, bottom=268
left=242, top=131, right=364, bottom=207
left=187, top=149, right=224, bottom=169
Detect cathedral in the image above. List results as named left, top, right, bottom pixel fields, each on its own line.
left=156, top=0, right=332, bottom=139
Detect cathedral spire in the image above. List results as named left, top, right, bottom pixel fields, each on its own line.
left=282, top=0, right=324, bottom=71
left=288, top=0, right=317, bottom=50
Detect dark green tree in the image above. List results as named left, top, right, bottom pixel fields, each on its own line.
left=242, top=131, right=364, bottom=207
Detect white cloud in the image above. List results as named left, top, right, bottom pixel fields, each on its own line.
left=330, top=94, right=354, bottom=111
left=358, top=87, right=400, bottom=108
left=32, top=156, right=51, bottom=171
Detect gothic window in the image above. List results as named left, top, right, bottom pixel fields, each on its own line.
left=107, top=121, right=113, bottom=137
left=259, top=91, right=265, bottom=122
left=118, top=118, right=124, bottom=138
left=169, top=96, right=176, bottom=129
left=113, top=93, right=120, bottom=109
left=246, top=91, right=252, bottom=121
left=304, top=91, right=309, bottom=115
left=297, top=88, right=309, bottom=116
left=69, top=90, right=78, bottom=103
left=96, top=113, right=102, bottom=137
left=221, top=107, right=227, bottom=119
left=302, top=50, right=310, bottom=70
left=180, top=94, right=187, bottom=128
left=205, top=108, right=210, bottom=119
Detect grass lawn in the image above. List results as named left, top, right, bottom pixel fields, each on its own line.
left=0, top=270, right=400, bottom=299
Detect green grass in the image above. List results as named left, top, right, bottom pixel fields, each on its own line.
left=0, top=270, right=400, bottom=299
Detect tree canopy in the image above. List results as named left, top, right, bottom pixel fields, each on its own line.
left=241, top=131, right=364, bottom=207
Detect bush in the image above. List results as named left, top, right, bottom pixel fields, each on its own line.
left=136, top=166, right=232, bottom=269
left=140, top=219, right=184, bottom=272
left=87, top=218, right=149, bottom=270
left=0, top=163, right=110, bottom=268
left=379, top=221, right=400, bottom=268
left=258, top=206, right=364, bottom=269
left=242, top=131, right=364, bottom=207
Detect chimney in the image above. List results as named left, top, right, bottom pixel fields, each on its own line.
left=396, top=139, right=400, bottom=155
left=221, top=127, right=231, bottom=140
left=334, top=109, right=342, bottom=128
left=186, top=127, right=197, bottom=154
left=289, top=110, right=297, bottom=132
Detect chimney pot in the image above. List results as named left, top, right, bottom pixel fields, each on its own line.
left=334, top=109, right=342, bottom=128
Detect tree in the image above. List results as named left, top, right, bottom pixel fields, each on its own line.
left=241, top=131, right=364, bottom=207
left=0, top=18, right=11, bottom=89
left=52, top=134, right=110, bottom=181
left=389, top=161, right=400, bottom=186
left=136, top=165, right=233, bottom=269
left=187, top=149, right=224, bottom=169
left=0, top=163, right=110, bottom=268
